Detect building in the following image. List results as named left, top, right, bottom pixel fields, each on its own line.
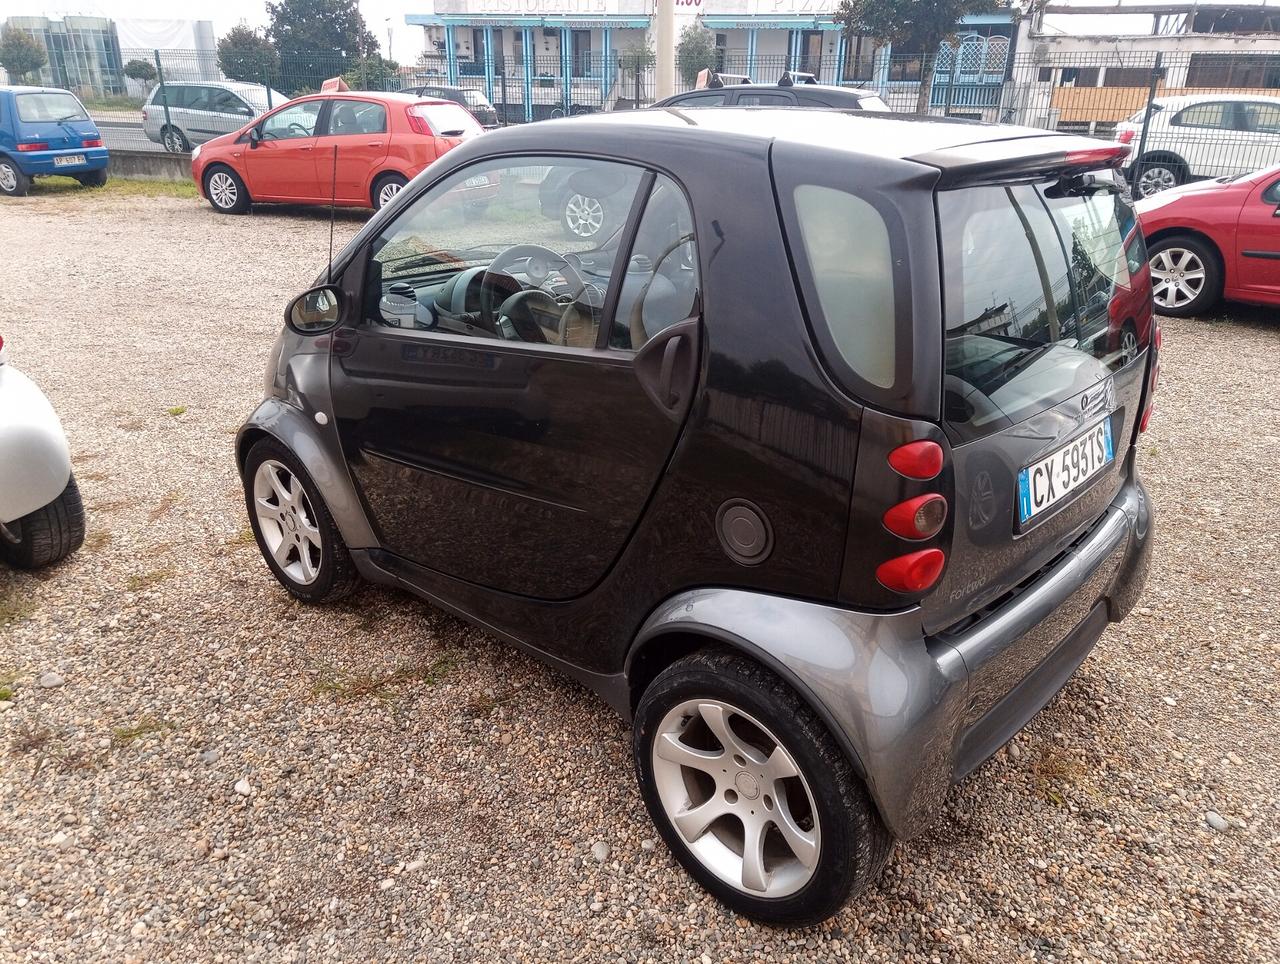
left=404, top=0, right=1018, bottom=121
left=1009, top=2, right=1280, bottom=133
left=3, top=16, right=125, bottom=94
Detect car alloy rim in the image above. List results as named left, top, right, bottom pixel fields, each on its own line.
left=564, top=193, right=604, bottom=237
left=651, top=698, right=821, bottom=899
left=1121, top=328, right=1139, bottom=364
left=1150, top=247, right=1205, bottom=310
left=1138, top=166, right=1176, bottom=198
left=252, top=459, right=323, bottom=585
left=164, top=129, right=183, bottom=152
left=209, top=172, right=237, bottom=209
left=0, top=164, right=15, bottom=192
left=378, top=182, right=402, bottom=208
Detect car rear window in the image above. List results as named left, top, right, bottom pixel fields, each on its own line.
left=410, top=102, right=483, bottom=136
left=16, top=92, right=88, bottom=123
left=461, top=89, right=493, bottom=109
left=857, top=95, right=890, bottom=112
left=939, top=178, right=1149, bottom=442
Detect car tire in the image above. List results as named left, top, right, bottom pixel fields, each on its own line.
left=0, top=156, right=31, bottom=197
left=372, top=173, right=408, bottom=211
left=1147, top=234, right=1222, bottom=318
left=162, top=126, right=190, bottom=154
left=561, top=191, right=609, bottom=240
left=1132, top=156, right=1185, bottom=198
left=633, top=649, right=893, bottom=926
left=242, top=438, right=359, bottom=604
left=1, top=475, right=86, bottom=569
left=76, top=169, right=108, bottom=188
left=204, top=165, right=250, bottom=215
left=1120, top=320, right=1140, bottom=366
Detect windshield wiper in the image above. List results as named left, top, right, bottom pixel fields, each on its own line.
left=55, top=112, right=85, bottom=123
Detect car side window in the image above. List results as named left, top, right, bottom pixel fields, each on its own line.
left=328, top=100, right=387, bottom=135
left=738, top=92, right=794, bottom=106
left=1263, top=179, right=1280, bottom=204
left=365, top=156, right=645, bottom=349
left=611, top=175, right=700, bottom=350
left=1240, top=102, right=1280, bottom=134
left=212, top=89, right=253, bottom=116
left=673, top=92, right=727, bottom=107
left=261, top=101, right=322, bottom=140
left=1171, top=102, right=1232, bottom=129
left=187, top=87, right=214, bottom=111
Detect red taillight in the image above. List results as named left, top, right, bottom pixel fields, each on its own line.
left=82, top=138, right=103, bottom=148
left=17, top=142, right=49, bottom=152
left=405, top=105, right=433, bottom=136
left=1139, top=325, right=1162, bottom=433
left=888, top=440, right=943, bottom=480
left=876, top=549, right=946, bottom=594
left=883, top=494, right=948, bottom=541
left=1064, top=146, right=1130, bottom=168
left=1116, top=128, right=1135, bottom=145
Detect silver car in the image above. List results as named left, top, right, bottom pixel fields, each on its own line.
left=143, top=81, right=287, bottom=153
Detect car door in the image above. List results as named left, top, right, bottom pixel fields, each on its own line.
left=207, top=87, right=256, bottom=141
left=1235, top=101, right=1280, bottom=177
left=312, top=98, right=390, bottom=205
left=1168, top=101, right=1235, bottom=177
left=243, top=99, right=324, bottom=200
left=1234, top=174, right=1280, bottom=301
left=329, top=155, right=702, bottom=600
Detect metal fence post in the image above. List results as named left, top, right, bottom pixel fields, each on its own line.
left=1132, top=51, right=1165, bottom=193
left=153, top=50, right=172, bottom=132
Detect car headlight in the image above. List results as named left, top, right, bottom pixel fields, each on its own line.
left=191, top=143, right=202, bottom=161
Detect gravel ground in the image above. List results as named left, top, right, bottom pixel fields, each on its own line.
left=1, top=192, right=1278, bottom=962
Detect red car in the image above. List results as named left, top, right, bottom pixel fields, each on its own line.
left=191, top=91, right=484, bottom=214
left=1135, top=163, right=1280, bottom=316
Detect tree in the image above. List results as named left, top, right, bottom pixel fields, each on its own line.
left=675, top=24, right=717, bottom=87
left=341, top=54, right=400, bottom=91
left=123, top=58, right=157, bottom=89
left=833, top=0, right=994, bottom=114
left=217, top=26, right=279, bottom=85
left=266, top=0, right=378, bottom=60
left=0, top=25, right=47, bottom=84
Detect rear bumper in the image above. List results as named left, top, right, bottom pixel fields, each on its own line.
left=15, top=147, right=109, bottom=176
left=632, top=467, right=1153, bottom=839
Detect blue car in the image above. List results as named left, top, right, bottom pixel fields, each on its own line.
left=0, top=85, right=109, bottom=197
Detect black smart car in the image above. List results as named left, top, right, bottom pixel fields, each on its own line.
left=400, top=83, right=500, bottom=128
left=653, top=72, right=889, bottom=112
left=237, top=108, right=1157, bottom=925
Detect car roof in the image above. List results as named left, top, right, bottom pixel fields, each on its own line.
left=289, top=91, right=455, bottom=106
left=671, top=82, right=878, bottom=99
left=1153, top=92, right=1280, bottom=107
left=0, top=85, right=77, bottom=95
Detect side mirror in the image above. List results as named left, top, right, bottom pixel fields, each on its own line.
left=249, top=126, right=262, bottom=147
left=286, top=285, right=344, bottom=335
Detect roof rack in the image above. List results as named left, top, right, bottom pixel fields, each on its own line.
left=694, top=68, right=752, bottom=90
left=777, top=71, right=818, bottom=87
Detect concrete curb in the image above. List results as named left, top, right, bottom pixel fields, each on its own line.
left=107, top=149, right=191, bottom=183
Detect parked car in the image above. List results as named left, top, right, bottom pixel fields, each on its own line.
left=1134, top=162, right=1280, bottom=316
left=191, top=92, right=486, bottom=214
left=0, top=332, right=86, bottom=568
left=653, top=72, right=889, bottom=111
left=143, top=81, right=288, bottom=153
left=400, top=83, right=500, bottom=128
left=236, top=109, right=1157, bottom=925
left=0, top=86, right=108, bottom=197
left=1116, top=93, right=1280, bottom=198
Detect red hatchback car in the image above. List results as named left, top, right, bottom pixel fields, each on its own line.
left=191, top=91, right=484, bottom=214
left=1135, top=163, right=1280, bottom=316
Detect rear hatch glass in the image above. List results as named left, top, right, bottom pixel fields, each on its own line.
left=926, top=175, right=1153, bottom=632
left=15, top=92, right=95, bottom=149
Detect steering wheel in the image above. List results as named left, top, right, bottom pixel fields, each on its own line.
left=480, top=244, right=586, bottom=337
left=288, top=122, right=311, bottom=136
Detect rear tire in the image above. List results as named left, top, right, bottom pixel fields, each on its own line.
left=372, top=173, right=408, bottom=210
left=1, top=475, right=86, bottom=569
left=76, top=169, right=108, bottom=188
left=0, top=157, right=31, bottom=197
left=633, top=649, right=892, bottom=926
left=162, top=126, right=189, bottom=154
left=204, top=165, right=250, bottom=215
left=1133, top=156, right=1185, bottom=198
left=1148, top=234, right=1221, bottom=317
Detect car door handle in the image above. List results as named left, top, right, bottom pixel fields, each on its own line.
left=633, top=315, right=700, bottom=422
left=300, top=145, right=313, bottom=151
left=367, top=141, right=384, bottom=147
left=658, top=336, right=682, bottom=407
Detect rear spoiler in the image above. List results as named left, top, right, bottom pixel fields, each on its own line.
left=910, top=136, right=1131, bottom=188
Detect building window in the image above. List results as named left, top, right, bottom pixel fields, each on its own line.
left=843, top=37, right=877, bottom=83
left=1186, top=54, right=1280, bottom=89
left=1058, top=67, right=1100, bottom=87
left=572, top=30, right=592, bottom=76
left=887, top=47, right=923, bottom=82
left=1102, top=67, right=1153, bottom=88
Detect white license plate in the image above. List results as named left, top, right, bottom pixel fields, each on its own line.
left=1017, top=418, right=1115, bottom=524
left=464, top=175, right=489, bottom=187
left=54, top=154, right=86, bottom=167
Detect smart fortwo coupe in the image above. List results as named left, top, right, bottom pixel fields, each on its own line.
left=237, top=109, right=1158, bottom=925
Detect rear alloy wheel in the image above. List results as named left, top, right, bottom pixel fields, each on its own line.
left=243, top=439, right=358, bottom=603
left=634, top=650, right=892, bottom=926
left=162, top=126, right=189, bottom=153
left=373, top=173, right=408, bottom=210
left=1134, top=161, right=1183, bottom=199
left=1120, top=321, right=1140, bottom=366
left=0, top=158, right=31, bottom=197
left=563, top=192, right=605, bottom=240
left=1148, top=236, right=1221, bottom=317
left=205, top=167, right=250, bottom=215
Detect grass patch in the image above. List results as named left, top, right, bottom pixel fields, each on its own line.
left=111, top=715, right=170, bottom=745
left=225, top=526, right=257, bottom=548
left=30, top=176, right=199, bottom=200
left=1032, top=747, right=1085, bottom=806
left=166, top=406, right=187, bottom=417
left=124, top=567, right=174, bottom=592
left=312, top=654, right=457, bottom=702
left=82, top=94, right=145, bottom=112
left=0, top=589, right=32, bottom=626
left=0, top=666, right=22, bottom=702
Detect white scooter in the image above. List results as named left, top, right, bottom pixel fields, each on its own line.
left=0, top=333, right=85, bottom=568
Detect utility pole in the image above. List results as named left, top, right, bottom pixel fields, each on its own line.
left=655, top=0, right=674, bottom=100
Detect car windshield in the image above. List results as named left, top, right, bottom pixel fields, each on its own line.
left=939, top=176, right=1150, bottom=442
left=16, top=92, right=88, bottom=123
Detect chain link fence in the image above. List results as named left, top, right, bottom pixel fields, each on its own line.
left=67, top=44, right=1280, bottom=196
